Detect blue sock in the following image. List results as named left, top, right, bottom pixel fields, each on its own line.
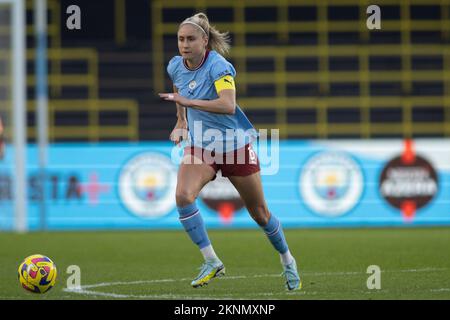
left=178, top=202, right=211, bottom=249
left=262, top=213, right=289, bottom=254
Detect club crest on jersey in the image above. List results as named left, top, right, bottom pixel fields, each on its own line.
left=189, top=80, right=197, bottom=90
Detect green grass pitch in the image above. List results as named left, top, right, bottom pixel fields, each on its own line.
left=1, top=227, right=450, bottom=300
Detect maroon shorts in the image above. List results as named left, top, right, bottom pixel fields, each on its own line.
left=184, top=143, right=260, bottom=178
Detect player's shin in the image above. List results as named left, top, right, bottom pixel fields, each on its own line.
left=262, top=213, right=294, bottom=266
left=177, top=202, right=220, bottom=263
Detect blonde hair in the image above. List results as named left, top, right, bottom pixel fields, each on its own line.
left=179, top=12, right=231, bottom=56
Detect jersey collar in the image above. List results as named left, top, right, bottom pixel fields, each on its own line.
left=183, top=50, right=210, bottom=71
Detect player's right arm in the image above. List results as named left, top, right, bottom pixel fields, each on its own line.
left=174, top=85, right=186, bottom=122
left=170, top=85, right=188, bottom=146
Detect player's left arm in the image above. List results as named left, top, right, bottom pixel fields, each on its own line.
left=159, top=75, right=236, bottom=115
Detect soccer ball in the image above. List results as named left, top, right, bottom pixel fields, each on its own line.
left=18, top=254, right=57, bottom=294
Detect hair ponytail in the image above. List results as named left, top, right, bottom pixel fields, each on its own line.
left=180, top=12, right=231, bottom=56
left=207, top=24, right=231, bottom=56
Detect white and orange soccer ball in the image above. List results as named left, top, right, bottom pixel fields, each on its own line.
left=18, top=254, right=57, bottom=294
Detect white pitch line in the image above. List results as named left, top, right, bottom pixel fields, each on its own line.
left=430, top=288, right=450, bottom=292
left=79, top=274, right=279, bottom=290
left=63, top=267, right=448, bottom=299
left=80, top=278, right=184, bottom=289
left=63, top=287, right=307, bottom=300
left=300, top=267, right=448, bottom=277
left=77, top=267, right=450, bottom=290
left=63, top=289, right=247, bottom=300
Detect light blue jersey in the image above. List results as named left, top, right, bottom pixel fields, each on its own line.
left=167, top=50, right=258, bottom=152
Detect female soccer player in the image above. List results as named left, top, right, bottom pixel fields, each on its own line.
left=159, top=13, right=301, bottom=291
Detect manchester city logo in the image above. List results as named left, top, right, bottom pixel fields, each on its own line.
left=188, top=80, right=197, bottom=90
left=118, top=152, right=177, bottom=218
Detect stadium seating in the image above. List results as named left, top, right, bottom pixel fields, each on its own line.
left=153, top=0, right=450, bottom=139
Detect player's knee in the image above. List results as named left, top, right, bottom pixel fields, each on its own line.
left=176, top=189, right=197, bottom=207
left=249, top=204, right=270, bottom=226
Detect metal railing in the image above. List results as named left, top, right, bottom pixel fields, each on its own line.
left=0, top=0, right=140, bottom=141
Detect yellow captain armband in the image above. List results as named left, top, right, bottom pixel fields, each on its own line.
left=214, top=75, right=235, bottom=93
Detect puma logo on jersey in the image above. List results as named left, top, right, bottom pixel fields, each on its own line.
left=224, top=78, right=233, bottom=85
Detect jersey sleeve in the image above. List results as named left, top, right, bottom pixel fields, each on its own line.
left=209, top=59, right=236, bottom=83
left=166, top=56, right=179, bottom=82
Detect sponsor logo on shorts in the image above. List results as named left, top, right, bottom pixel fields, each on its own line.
left=118, top=153, right=177, bottom=218
left=248, top=145, right=257, bottom=165
left=169, top=120, right=279, bottom=175
left=300, top=152, right=364, bottom=217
